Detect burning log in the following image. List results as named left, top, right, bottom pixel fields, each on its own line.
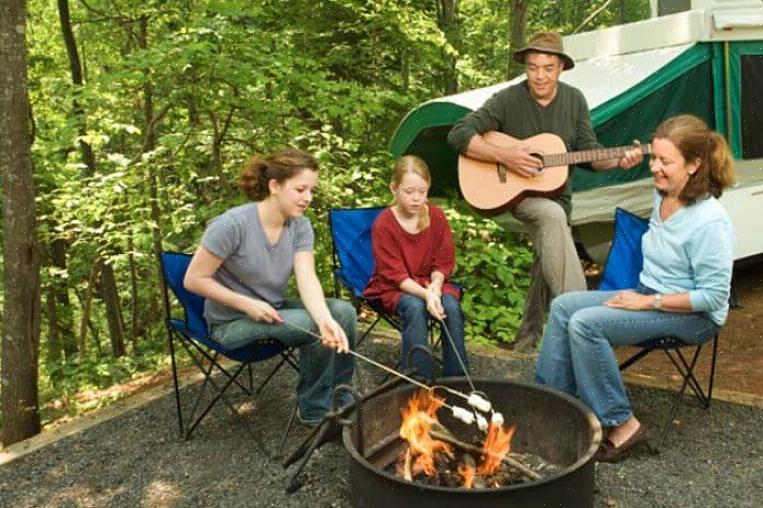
left=392, top=388, right=548, bottom=489
left=429, top=427, right=541, bottom=482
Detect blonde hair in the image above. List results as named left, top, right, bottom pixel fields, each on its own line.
left=652, top=115, right=735, bottom=205
left=237, top=148, right=318, bottom=201
left=391, top=155, right=431, bottom=231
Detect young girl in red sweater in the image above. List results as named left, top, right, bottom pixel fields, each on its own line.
left=364, top=155, right=469, bottom=379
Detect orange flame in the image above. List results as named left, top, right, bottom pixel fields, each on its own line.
left=398, top=389, right=453, bottom=477
left=477, top=422, right=515, bottom=476
left=458, top=463, right=476, bottom=489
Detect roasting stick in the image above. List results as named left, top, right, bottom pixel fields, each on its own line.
left=282, top=321, right=502, bottom=427
left=435, top=317, right=475, bottom=392
left=434, top=317, right=505, bottom=431
left=282, top=321, right=465, bottom=413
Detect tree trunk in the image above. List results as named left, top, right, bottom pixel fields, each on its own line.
left=45, top=291, right=63, bottom=366
left=76, top=266, right=102, bottom=356
left=100, top=262, right=126, bottom=357
left=137, top=16, right=169, bottom=341
left=50, top=237, right=76, bottom=357
left=507, top=0, right=529, bottom=79
left=1, top=0, right=43, bottom=445
left=59, top=0, right=128, bottom=357
left=437, top=0, right=459, bottom=95
left=57, top=0, right=96, bottom=174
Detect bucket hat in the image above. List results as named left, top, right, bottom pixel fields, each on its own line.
left=513, top=31, right=575, bottom=70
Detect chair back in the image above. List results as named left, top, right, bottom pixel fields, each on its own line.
left=328, top=206, right=386, bottom=297
left=160, top=251, right=209, bottom=338
left=599, top=208, right=649, bottom=290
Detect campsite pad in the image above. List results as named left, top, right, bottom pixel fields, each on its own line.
left=0, top=332, right=761, bottom=507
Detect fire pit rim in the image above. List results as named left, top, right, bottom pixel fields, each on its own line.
left=341, top=377, right=603, bottom=493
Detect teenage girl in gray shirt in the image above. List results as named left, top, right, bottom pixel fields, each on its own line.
left=184, top=148, right=356, bottom=425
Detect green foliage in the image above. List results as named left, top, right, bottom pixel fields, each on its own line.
left=443, top=203, right=533, bottom=344
left=37, top=329, right=171, bottom=426
left=8, top=0, right=651, bottom=427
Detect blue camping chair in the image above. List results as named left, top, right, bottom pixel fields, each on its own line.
left=328, top=206, right=401, bottom=344
left=328, top=207, right=450, bottom=367
left=160, top=251, right=298, bottom=455
left=601, top=208, right=722, bottom=447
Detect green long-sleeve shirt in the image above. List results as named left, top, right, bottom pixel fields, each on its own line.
left=447, top=80, right=601, bottom=217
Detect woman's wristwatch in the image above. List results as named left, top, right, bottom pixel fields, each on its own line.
left=652, top=294, right=663, bottom=310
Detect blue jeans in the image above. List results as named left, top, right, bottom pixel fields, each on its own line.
left=535, top=290, right=719, bottom=427
left=210, top=298, right=356, bottom=422
left=397, top=293, right=469, bottom=379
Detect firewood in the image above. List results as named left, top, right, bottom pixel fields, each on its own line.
left=428, top=429, right=541, bottom=481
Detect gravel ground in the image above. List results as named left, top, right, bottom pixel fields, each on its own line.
left=0, top=336, right=761, bottom=508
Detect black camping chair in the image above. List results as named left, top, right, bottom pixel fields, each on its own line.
left=600, top=208, right=724, bottom=447
left=160, top=251, right=298, bottom=456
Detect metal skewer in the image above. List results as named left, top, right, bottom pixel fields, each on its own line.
left=282, top=321, right=466, bottom=412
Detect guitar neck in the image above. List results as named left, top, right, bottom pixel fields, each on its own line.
left=543, top=144, right=651, bottom=167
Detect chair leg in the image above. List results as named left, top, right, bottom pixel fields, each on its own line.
left=187, top=341, right=254, bottom=397
left=186, top=361, right=272, bottom=457
left=664, top=346, right=710, bottom=407
left=706, top=333, right=720, bottom=405
left=167, top=330, right=184, bottom=437
left=255, top=353, right=293, bottom=395
left=178, top=345, right=273, bottom=455
left=658, top=344, right=703, bottom=447
left=184, top=360, right=244, bottom=439
left=279, top=404, right=299, bottom=455
left=184, top=350, right=220, bottom=436
left=357, top=315, right=383, bottom=347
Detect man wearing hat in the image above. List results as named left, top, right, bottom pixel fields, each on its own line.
left=448, top=31, right=643, bottom=353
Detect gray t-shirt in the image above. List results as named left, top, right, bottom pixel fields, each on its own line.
left=201, top=202, right=314, bottom=324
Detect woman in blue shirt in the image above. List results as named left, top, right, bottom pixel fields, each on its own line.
left=535, top=115, right=736, bottom=462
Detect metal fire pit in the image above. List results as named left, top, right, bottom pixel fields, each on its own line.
left=342, top=378, right=602, bottom=508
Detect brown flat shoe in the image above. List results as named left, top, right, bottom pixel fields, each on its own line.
left=595, top=424, right=651, bottom=463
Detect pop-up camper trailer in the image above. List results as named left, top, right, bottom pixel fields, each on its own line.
left=389, top=0, right=763, bottom=261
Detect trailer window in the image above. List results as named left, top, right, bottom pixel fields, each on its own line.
left=741, top=55, right=763, bottom=159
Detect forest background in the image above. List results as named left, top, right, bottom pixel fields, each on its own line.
left=0, top=0, right=650, bottom=445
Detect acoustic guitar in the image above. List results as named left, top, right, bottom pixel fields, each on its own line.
left=457, top=131, right=651, bottom=215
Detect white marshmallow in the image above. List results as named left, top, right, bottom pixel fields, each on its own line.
left=467, top=393, right=492, bottom=413
left=451, top=406, right=475, bottom=425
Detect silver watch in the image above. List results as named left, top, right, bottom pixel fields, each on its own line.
left=652, top=294, right=662, bottom=310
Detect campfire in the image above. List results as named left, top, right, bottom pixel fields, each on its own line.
left=342, top=379, right=602, bottom=507
left=388, top=389, right=554, bottom=489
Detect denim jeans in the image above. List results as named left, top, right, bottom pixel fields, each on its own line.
left=535, top=290, right=719, bottom=427
left=397, top=293, right=469, bottom=379
left=210, top=298, right=356, bottom=422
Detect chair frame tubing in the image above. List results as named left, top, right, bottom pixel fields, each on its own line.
left=160, top=250, right=299, bottom=458
left=619, top=333, right=719, bottom=447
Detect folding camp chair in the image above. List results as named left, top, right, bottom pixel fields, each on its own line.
left=328, top=207, right=447, bottom=366
left=328, top=206, right=401, bottom=344
left=160, top=251, right=298, bottom=456
left=600, top=207, right=722, bottom=447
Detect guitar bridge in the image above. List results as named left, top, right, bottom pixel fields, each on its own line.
left=497, top=163, right=507, bottom=183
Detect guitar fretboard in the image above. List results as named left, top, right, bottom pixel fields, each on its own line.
left=542, top=144, right=652, bottom=167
